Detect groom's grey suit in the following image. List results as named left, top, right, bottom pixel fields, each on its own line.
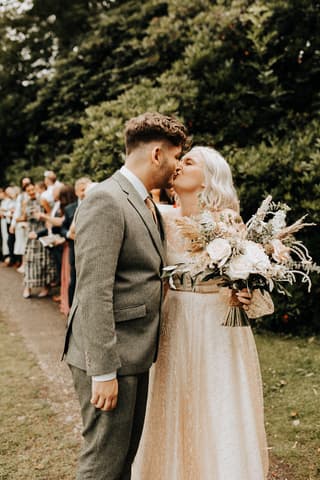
left=63, top=170, right=165, bottom=479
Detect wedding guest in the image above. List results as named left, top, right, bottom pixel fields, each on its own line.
left=57, top=184, right=77, bottom=316
left=0, top=187, right=10, bottom=262
left=35, top=184, right=64, bottom=286
left=35, top=181, right=51, bottom=213
left=0, top=188, right=3, bottom=261
left=76, top=177, right=93, bottom=201
left=84, top=181, right=98, bottom=196
left=4, top=186, right=19, bottom=267
left=60, top=177, right=92, bottom=308
left=41, top=170, right=62, bottom=212
left=151, top=187, right=176, bottom=213
left=10, top=177, right=32, bottom=273
left=22, top=183, right=56, bottom=299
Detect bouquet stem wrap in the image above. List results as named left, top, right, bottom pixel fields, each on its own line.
left=222, top=289, right=251, bottom=327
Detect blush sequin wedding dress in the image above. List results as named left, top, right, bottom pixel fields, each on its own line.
left=132, top=210, right=269, bottom=480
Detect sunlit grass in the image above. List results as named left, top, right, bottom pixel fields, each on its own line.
left=0, top=319, right=79, bottom=479
left=256, top=331, right=320, bottom=480
left=0, top=315, right=319, bottom=479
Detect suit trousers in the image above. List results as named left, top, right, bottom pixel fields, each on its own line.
left=69, top=365, right=149, bottom=480
left=7, top=224, right=18, bottom=265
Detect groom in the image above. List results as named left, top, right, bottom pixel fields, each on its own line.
left=63, top=112, right=188, bottom=479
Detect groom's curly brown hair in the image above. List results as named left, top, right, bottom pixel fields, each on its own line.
left=124, top=112, right=189, bottom=154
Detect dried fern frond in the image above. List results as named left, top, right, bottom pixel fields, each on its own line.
left=175, top=217, right=205, bottom=253
left=276, top=216, right=315, bottom=240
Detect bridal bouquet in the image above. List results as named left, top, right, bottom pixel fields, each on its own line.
left=162, top=196, right=319, bottom=326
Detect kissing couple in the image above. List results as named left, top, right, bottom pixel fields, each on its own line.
left=63, top=112, right=271, bottom=479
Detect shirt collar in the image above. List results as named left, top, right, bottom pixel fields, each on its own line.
left=120, top=165, right=149, bottom=201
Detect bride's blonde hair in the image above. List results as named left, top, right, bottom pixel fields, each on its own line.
left=183, top=146, right=240, bottom=213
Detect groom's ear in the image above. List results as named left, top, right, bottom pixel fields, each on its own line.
left=151, top=146, right=162, bottom=167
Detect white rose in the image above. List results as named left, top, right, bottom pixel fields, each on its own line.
left=226, top=254, right=252, bottom=280
left=245, top=240, right=271, bottom=273
left=225, top=240, right=271, bottom=280
left=206, top=238, right=232, bottom=267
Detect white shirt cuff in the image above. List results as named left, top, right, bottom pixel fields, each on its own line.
left=92, top=372, right=117, bottom=382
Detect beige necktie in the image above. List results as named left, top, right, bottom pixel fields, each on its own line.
left=145, top=196, right=159, bottom=226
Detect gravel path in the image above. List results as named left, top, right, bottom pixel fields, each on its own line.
left=0, top=266, right=81, bottom=432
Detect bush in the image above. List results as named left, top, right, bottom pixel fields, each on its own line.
left=223, top=119, right=320, bottom=334
left=64, top=75, right=196, bottom=180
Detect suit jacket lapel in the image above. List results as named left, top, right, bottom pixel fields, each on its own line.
left=112, top=171, right=166, bottom=265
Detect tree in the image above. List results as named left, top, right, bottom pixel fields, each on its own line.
left=0, top=0, right=116, bottom=182
left=1, top=0, right=319, bottom=331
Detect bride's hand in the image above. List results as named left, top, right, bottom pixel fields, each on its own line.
left=235, top=289, right=251, bottom=310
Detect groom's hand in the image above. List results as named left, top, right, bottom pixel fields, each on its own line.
left=91, top=378, right=118, bottom=411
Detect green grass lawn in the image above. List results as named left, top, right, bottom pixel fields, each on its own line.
left=0, top=319, right=79, bottom=480
left=0, top=315, right=319, bottom=479
left=256, top=331, right=320, bottom=480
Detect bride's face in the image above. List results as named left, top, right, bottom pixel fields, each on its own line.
left=173, top=154, right=205, bottom=194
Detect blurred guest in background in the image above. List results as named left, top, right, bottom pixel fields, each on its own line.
left=22, top=183, right=56, bottom=299
left=0, top=187, right=9, bottom=262
left=41, top=170, right=62, bottom=212
left=151, top=187, right=176, bottom=213
left=10, top=177, right=32, bottom=274
left=61, top=177, right=92, bottom=308
left=35, top=183, right=64, bottom=286
left=58, top=184, right=77, bottom=316
left=4, top=186, right=19, bottom=267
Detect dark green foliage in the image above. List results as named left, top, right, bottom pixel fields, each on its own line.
left=0, top=0, right=104, bottom=182
left=1, top=0, right=319, bottom=332
left=223, top=121, right=320, bottom=334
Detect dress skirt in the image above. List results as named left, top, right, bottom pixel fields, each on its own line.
left=132, top=287, right=269, bottom=480
left=24, top=238, right=56, bottom=288
left=60, top=242, right=70, bottom=317
left=1, top=218, right=9, bottom=256
left=14, top=222, right=28, bottom=255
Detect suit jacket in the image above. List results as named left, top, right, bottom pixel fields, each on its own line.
left=63, top=171, right=165, bottom=377
left=61, top=201, right=78, bottom=237
left=61, top=201, right=78, bottom=266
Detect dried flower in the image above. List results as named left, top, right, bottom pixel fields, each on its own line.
left=162, top=196, right=319, bottom=299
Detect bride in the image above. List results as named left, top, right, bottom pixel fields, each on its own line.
left=132, top=146, right=270, bottom=479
